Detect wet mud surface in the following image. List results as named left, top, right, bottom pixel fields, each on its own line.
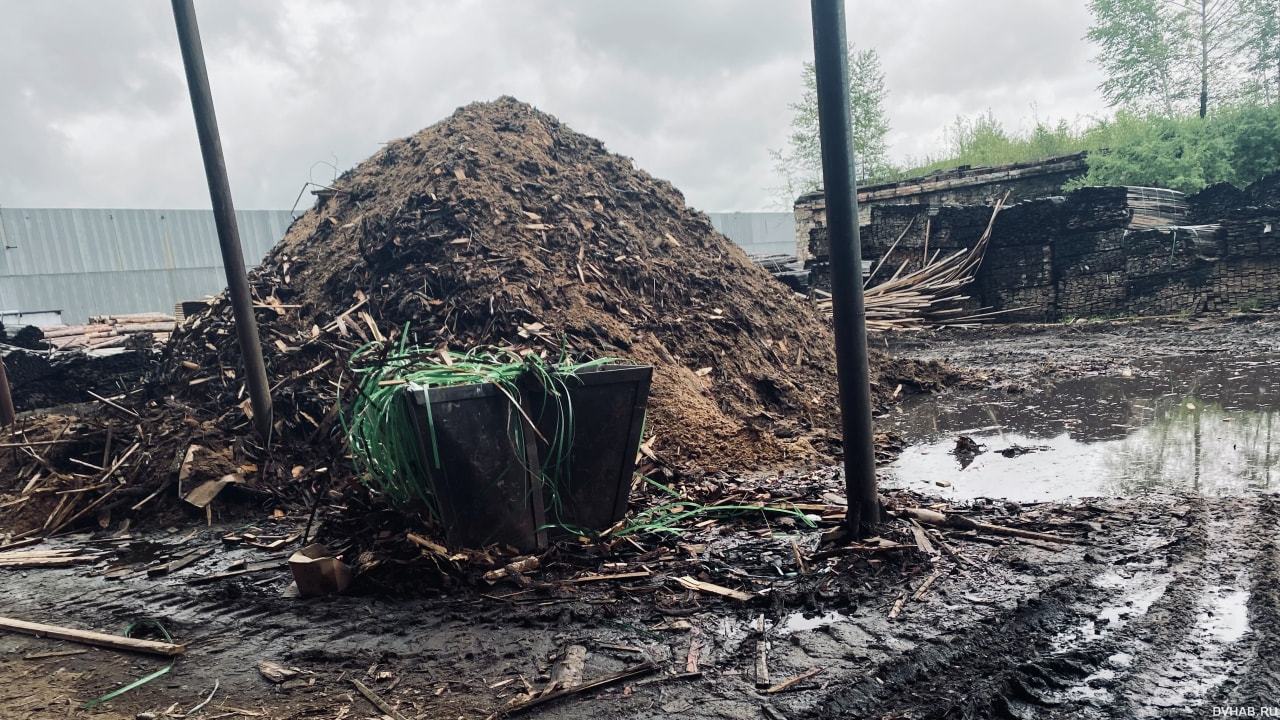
left=2, top=493, right=1277, bottom=720
left=3, top=315, right=1280, bottom=719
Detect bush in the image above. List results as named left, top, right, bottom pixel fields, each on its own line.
left=894, top=103, right=1280, bottom=195
left=1071, top=104, right=1280, bottom=192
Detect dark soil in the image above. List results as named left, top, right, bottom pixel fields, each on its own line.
left=1, top=491, right=1275, bottom=720
left=878, top=312, right=1280, bottom=384
left=1, top=347, right=152, bottom=411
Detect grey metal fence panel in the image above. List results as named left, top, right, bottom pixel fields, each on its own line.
left=706, top=212, right=797, bottom=257
left=0, top=208, right=294, bottom=324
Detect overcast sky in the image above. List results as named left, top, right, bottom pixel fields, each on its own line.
left=0, top=1, right=1109, bottom=213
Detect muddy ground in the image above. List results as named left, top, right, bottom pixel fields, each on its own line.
left=3, top=315, right=1279, bottom=720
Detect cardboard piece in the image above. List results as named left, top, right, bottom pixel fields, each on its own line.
left=183, top=473, right=244, bottom=509
left=288, top=544, right=353, bottom=597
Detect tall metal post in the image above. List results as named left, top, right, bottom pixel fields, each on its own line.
left=809, top=0, right=879, bottom=536
left=171, top=0, right=273, bottom=442
left=0, top=354, right=15, bottom=427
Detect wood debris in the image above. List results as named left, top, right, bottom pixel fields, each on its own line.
left=900, top=507, right=1077, bottom=545
left=351, top=678, right=408, bottom=720
left=0, top=548, right=102, bottom=568
left=754, top=614, right=770, bottom=688
left=496, top=661, right=657, bottom=718
left=0, top=615, right=185, bottom=656
left=765, top=667, right=824, bottom=694
left=815, top=193, right=1011, bottom=330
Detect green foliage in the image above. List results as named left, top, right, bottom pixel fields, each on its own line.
left=1072, top=103, right=1280, bottom=191
left=896, top=111, right=1093, bottom=178
left=1225, top=103, right=1280, bottom=179
left=619, top=500, right=817, bottom=538
left=770, top=44, right=891, bottom=206
left=1086, top=0, right=1253, bottom=118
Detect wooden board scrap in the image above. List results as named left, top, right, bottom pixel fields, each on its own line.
left=0, top=615, right=185, bottom=656
left=675, top=576, right=753, bottom=602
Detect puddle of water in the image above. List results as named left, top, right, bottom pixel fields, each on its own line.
left=884, top=355, right=1280, bottom=501
left=1196, top=587, right=1251, bottom=644
left=776, top=611, right=849, bottom=635
left=1107, top=652, right=1133, bottom=668
left=1154, top=585, right=1252, bottom=708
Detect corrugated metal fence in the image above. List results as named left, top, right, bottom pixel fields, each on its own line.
left=0, top=209, right=794, bottom=326
left=0, top=208, right=294, bottom=324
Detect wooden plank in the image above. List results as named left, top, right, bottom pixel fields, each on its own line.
left=0, top=616, right=185, bottom=656
left=675, top=576, right=754, bottom=602
left=498, top=661, right=658, bottom=717
left=766, top=667, right=824, bottom=694
left=351, top=678, right=407, bottom=720
left=188, top=560, right=284, bottom=585
left=562, top=571, right=650, bottom=584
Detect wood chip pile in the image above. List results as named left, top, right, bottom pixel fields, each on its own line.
left=0, top=97, right=960, bottom=540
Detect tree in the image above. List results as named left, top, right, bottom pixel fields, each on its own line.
left=1087, top=0, right=1186, bottom=115
left=1086, top=0, right=1245, bottom=118
left=770, top=44, right=891, bottom=207
left=1238, top=0, right=1280, bottom=101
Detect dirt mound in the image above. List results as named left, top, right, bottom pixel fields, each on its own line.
left=166, top=96, right=944, bottom=471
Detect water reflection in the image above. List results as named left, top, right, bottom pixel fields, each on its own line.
left=1102, top=397, right=1274, bottom=495
left=883, top=356, right=1280, bottom=501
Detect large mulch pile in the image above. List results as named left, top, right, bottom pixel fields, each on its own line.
left=170, top=96, right=952, bottom=468
left=0, top=97, right=954, bottom=539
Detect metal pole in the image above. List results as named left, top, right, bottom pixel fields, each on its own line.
left=171, top=0, right=273, bottom=442
left=0, top=354, right=15, bottom=427
left=809, top=0, right=879, bottom=536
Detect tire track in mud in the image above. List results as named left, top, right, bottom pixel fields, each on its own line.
left=811, top=577, right=1101, bottom=720
left=810, top=497, right=1280, bottom=720
left=1207, top=495, right=1280, bottom=710
left=1086, top=497, right=1255, bottom=718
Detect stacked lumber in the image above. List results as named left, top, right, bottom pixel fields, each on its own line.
left=1062, top=186, right=1188, bottom=231
left=748, top=254, right=810, bottom=292
left=816, top=195, right=1011, bottom=330
left=1201, top=218, right=1280, bottom=312
left=0, top=548, right=102, bottom=568
left=41, top=313, right=176, bottom=352
left=1125, top=186, right=1190, bottom=228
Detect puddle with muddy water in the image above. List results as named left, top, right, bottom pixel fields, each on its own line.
left=883, top=355, right=1280, bottom=502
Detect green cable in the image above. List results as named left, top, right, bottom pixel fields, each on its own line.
left=81, top=619, right=177, bottom=709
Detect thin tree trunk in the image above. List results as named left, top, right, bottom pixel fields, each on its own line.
left=1200, top=0, right=1209, bottom=118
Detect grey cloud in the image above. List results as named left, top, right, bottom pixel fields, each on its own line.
left=1, top=0, right=1110, bottom=213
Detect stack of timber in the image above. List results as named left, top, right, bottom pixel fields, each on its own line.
left=1063, top=186, right=1188, bottom=231
left=814, top=195, right=1010, bottom=330
left=41, top=313, right=176, bottom=353
left=748, top=253, right=810, bottom=292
